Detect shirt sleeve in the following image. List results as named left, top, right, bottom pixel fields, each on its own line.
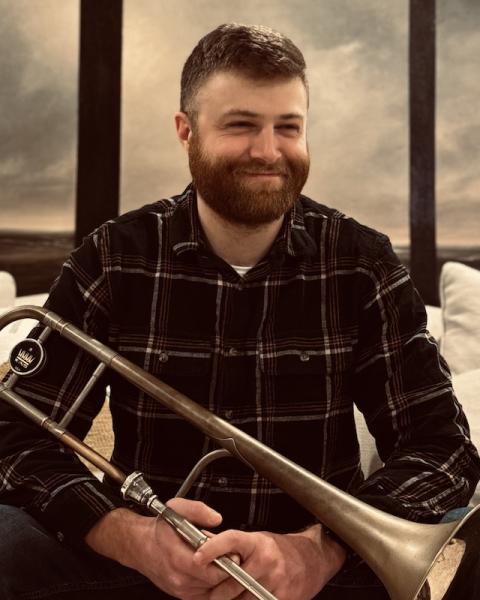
left=353, top=237, right=480, bottom=522
left=0, top=226, right=128, bottom=543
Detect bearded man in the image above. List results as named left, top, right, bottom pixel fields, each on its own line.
left=0, top=24, right=479, bottom=600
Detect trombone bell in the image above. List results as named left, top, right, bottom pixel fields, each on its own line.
left=413, top=505, right=480, bottom=600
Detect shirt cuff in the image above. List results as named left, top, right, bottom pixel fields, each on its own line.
left=31, top=478, right=128, bottom=544
left=355, top=492, right=441, bottom=524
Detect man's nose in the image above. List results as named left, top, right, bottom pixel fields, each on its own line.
left=249, top=128, right=282, bottom=164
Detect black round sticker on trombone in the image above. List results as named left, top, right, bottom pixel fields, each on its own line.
left=9, top=338, right=46, bottom=377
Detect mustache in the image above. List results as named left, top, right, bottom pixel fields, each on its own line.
left=230, top=160, right=289, bottom=176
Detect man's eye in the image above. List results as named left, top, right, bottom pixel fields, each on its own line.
left=277, top=124, right=301, bottom=132
left=227, top=121, right=254, bottom=128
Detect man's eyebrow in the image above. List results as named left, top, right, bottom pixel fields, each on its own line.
left=221, top=109, right=304, bottom=120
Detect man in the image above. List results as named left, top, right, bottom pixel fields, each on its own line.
left=0, top=24, right=479, bottom=600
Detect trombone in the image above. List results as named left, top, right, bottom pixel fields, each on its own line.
left=1, top=305, right=479, bottom=600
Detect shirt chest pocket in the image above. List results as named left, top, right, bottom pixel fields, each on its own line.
left=150, top=350, right=213, bottom=410
left=259, top=348, right=353, bottom=415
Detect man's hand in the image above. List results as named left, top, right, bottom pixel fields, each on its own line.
left=85, top=497, right=232, bottom=598
left=193, top=524, right=347, bottom=600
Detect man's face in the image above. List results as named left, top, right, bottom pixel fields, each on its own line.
left=184, top=71, right=310, bottom=227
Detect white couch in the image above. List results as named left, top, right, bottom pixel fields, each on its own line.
left=1, top=263, right=480, bottom=500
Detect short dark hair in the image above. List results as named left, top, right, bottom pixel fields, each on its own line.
left=180, top=24, right=308, bottom=116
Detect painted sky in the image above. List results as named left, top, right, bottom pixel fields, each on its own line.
left=0, top=0, right=478, bottom=245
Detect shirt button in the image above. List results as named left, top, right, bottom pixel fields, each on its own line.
left=299, top=352, right=310, bottom=362
left=159, top=352, right=169, bottom=363
left=217, top=476, right=228, bottom=487
left=224, top=409, right=234, bottom=420
left=228, top=347, right=238, bottom=356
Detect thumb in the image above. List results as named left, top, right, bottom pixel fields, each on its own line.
left=166, top=497, right=223, bottom=528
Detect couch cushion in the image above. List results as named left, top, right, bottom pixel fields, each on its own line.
left=0, top=272, right=16, bottom=309
left=440, top=262, right=480, bottom=375
left=354, top=405, right=383, bottom=477
left=451, top=368, right=480, bottom=506
left=0, top=294, right=49, bottom=364
left=425, top=305, right=443, bottom=343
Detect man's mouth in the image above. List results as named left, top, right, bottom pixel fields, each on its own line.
left=240, top=171, right=286, bottom=178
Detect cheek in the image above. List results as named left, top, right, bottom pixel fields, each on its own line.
left=284, top=143, right=309, bottom=164
left=211, top=137, right=252, bottom=159
left=277, top=132, right=307, bottom=153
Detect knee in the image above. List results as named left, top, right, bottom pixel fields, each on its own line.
left=0, top=505, right=56, bottom=594
left=0, top=504, right=47, bottom=555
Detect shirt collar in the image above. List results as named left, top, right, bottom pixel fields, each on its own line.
left=170, top=184, right=205, bottom=255
left=170, top=184, right=317, bottom=260
left=270, top=198, right=318, bottom=260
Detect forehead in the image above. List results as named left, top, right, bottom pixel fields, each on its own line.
left=193, top=71, right=308, bottom=121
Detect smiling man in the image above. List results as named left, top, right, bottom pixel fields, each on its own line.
left=1, top=24, right=479, bottom=600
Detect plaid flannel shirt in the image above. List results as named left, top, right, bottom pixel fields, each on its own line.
left=1, top=185, right=479, bottom=543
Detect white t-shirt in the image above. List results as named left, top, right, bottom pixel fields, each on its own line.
left=230, top=264, right=253, bottom=277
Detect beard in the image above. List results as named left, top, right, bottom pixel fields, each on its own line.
left=188, top=135, right=310, bottom=227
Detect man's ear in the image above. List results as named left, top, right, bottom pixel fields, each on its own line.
left=174, top=112, right=192, bottom=150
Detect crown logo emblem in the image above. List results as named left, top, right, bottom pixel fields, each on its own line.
left=9, top=338, right=46, bottom=377
left=16, top=349, right=35, bottom=369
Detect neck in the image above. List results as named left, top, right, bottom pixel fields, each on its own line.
left=196, top=195, right=284, bottom=266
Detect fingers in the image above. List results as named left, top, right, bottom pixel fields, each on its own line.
left=209, top=570, right=259, bottom=600
left=192, top=530, right=261, bottom=599
left=151, top=519, right=232, bottom=591
left=194, top=529, right=256, bottom=566
left=166, top=497, right=223, bottom=528
left=207, top=557, right=272, bottom=600
left=200, top=530, right=241, bottom=565
left=194, top=531, right=280, bottom=600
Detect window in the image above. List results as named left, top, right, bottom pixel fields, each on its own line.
left=0, top=0, right=78, bottom=294
left=437, top=0, right=480, bottom=259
